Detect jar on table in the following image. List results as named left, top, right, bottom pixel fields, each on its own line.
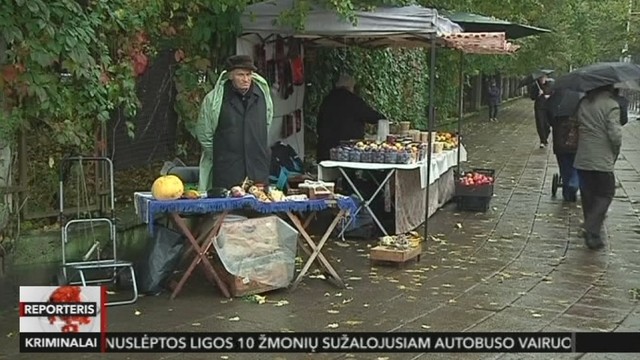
left=337, top=147, right=350, bottom=162
left=373, top=150, right=386, bottom=163
left=329, top=147, right=339, bottom=161
left=361, top=151, right=373, bottom=163
left=397, top=151, right=411, bottom=164
left=384, top=150, right=397, bottom=163
left=348, top=149, right=361, bottom=162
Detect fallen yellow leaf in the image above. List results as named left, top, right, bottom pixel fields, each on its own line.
left=228, top=316, right=240, bottom=322
left=326, top=323, right=339, bottom=329
left=345, top=320, right=363, bottom=326
left=134, top=310, right=141, bottom=316
left=327, top=310, right=340, bottom=314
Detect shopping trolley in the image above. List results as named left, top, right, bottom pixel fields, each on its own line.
left=56, top=156, right=138, bottom=306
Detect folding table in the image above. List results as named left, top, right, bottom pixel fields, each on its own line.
left=317, top=147, right=469, bottom=237
left=134, top=193, right=357, bottom=298
left=134, top=193, right=257, bottom=299
left=317, top=161, right=426, bottom=237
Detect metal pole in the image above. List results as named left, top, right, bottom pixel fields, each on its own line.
left=456, top=50, right=464, bottom=176
left=622, top=0, right=633, bottom=62
left=423, top=36, right=437, bottom=243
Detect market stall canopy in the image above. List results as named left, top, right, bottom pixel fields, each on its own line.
left=442, top=32, right=520, bottom=54
left=240, top=0, right=463, bottom=48
left=441, top=11, right=550, bottom=40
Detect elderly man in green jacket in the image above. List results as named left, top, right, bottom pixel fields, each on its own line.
left=574, top=84, right=622, bottom=250
left=194, top=55, right=274, bottom=192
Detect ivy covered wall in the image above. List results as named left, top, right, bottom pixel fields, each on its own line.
left=302, top=46, right=489, bottom=156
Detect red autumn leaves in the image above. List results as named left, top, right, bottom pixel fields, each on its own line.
left=130, top=31, right=150, bottom=77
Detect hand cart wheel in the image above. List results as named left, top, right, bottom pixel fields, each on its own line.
left=551, top=173, right=561, bottom=197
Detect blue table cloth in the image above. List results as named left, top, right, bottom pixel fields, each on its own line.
left=133, top=192, right=358, bottom=234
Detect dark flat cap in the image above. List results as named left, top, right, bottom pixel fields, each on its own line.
left=225, top=55, right=257, bottom=72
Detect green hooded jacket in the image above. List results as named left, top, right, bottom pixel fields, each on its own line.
left=194, top=71, right=274, bottom=192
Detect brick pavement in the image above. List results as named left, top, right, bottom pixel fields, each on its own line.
left=1, top=98, right=639, bottom=360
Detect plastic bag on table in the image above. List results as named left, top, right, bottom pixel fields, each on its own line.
left=213, top=216, right=298, bottom=288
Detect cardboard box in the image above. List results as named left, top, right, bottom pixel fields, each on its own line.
left=370, top=244, right=422, bottom=266
left=211, top=254, right=289, bottom=297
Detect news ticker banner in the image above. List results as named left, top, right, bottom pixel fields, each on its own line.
left=18, top=332, right=640, bottom=353
left=17, top=286, right=640, bottom=354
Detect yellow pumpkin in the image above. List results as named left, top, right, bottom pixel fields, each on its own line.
left=151, top=175, right=184, bottom=200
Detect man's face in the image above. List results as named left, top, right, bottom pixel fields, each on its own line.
left=230, top=69, right=253, bottom=92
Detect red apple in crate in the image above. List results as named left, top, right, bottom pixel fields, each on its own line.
left=459, top=172, right=494, bottom=186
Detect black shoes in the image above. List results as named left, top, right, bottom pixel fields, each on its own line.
left=583, top=231, right=605, bottom=250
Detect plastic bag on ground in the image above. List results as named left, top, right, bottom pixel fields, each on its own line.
left=213, top=216, right=298, bottom=288
left=137, top=224, right=185, bottom=295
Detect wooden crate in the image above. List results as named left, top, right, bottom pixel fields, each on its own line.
left=370, top=244, right=422, bottom=267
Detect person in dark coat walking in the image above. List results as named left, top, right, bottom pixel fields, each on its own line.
left=487, top=79, right=501, bottom=121
left=545, top=88, right=580, bottom=202
left=316, top=73, right=386, bottom=162
left=529, top=75, right=551, bottom=148
left=574, top=85, right=621, bottom=250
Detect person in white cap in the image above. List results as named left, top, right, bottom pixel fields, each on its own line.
left=315, top=73, right=386, bottom=161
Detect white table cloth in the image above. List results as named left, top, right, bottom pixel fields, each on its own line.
left=318, top=145, right=467, bottom=188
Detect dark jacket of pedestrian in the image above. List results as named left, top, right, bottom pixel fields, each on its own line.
left=548, top=114, right=579, bottom=155
left=545, top=89, right=580, bottom=155
left=316, top=75, right=385, bottom=161
left=533, top=80, right=552, bottom=145
left=487, top=83, right=501, bottom=106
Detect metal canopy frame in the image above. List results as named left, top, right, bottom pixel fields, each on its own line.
left=239, top=3, right=530, bottom=247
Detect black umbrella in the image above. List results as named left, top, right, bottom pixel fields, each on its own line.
left=517, top=69, right=554, bottom=88
left=554, top=62, right=640, bottom=92
left=546, top=88, right=585, bottom=118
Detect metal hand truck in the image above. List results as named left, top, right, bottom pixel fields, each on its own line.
left=57, top=156, right=138, bottom=306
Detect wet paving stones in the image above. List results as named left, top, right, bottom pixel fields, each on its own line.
left=2, top=100, right=640, bottom=359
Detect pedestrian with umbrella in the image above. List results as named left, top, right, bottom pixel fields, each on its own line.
left=554, top=62, right=640, bottom=249
left=544, top=85, right=584, bottom=202
left=519, top=69, right=554, bottom=148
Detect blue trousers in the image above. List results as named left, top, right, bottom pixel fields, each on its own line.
left=556, top=153, right=579, bottom=201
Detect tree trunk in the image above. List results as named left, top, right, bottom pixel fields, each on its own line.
left=0, top=36, right=13, bottom=236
